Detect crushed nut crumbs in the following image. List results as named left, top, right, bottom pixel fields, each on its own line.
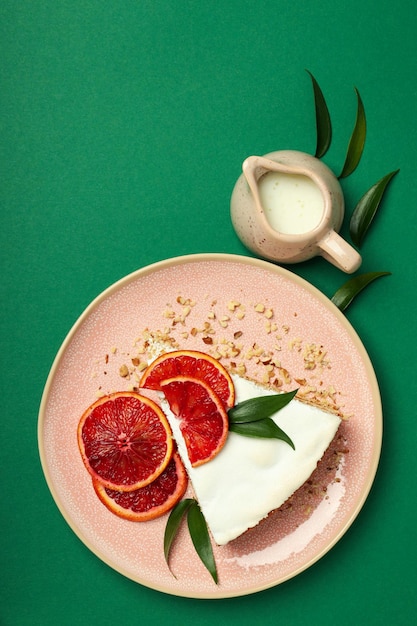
left=99, top=293, right=344, bottom=420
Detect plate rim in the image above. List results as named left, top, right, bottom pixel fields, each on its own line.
left=38, top=252, right=383, bottom=598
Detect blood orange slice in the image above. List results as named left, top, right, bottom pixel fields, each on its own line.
left=160, top=376, right=229, bottom=467
left=77, top=392, right=173, bottom=492
left=140, top=350, right=235, bottom=409
left=92, top=451, right=188, bottom=521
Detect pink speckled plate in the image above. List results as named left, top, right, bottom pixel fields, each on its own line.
left=38, top=253, right=382, bottom=598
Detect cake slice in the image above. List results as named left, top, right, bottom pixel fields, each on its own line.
left=160, top=373, right=341, bottom=545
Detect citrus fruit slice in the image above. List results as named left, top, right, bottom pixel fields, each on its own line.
left=77, top=391, right=173, bottom=492
left=92, top=451, right=188, bottom=521
left=140, top=350, right=235, bottom=409
left=160, top=376, right=229, bottom=467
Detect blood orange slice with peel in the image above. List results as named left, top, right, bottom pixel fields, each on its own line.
left=140, top=350, right=235, bottom=409
left=77, top=391, right=173, bottom=492
left=92, top=451, right=188, bottom=521
left=160, top=376, right=229, bottom=467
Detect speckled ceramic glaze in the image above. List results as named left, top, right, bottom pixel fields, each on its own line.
left=231, top=151, right=362, bottom=273
left=38, top=254, right=381, bottom=598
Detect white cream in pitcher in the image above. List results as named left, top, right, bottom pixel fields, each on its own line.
left=258, top=171, right=324, bottom=234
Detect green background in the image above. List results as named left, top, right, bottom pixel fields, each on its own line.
left=2, top=1, right=416, bottom=624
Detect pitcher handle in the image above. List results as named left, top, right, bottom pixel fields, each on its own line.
left=318, top=230, right=362, bottom=274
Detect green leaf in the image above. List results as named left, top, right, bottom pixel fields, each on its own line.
left=164, top=498, right=194, bottom=570
left=228, top=390, right=297, bottom=448
left=187, top=500, right=218, bottom=584
left=230, top=418, right=295, bottom=449
left=306, top=70, right=332, bottom=158
left=164, top=498, right=218, bottom=583
left=339, top=88, right=366, bottom=178
left=350, top=169, right=399, bottom=247
left=331, top=271, right=391, bottom=311
left=228, top=389, right=298, bottom=423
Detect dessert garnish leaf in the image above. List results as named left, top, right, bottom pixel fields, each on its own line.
left=164, top=498, right=194, bottom=573
left=230, top=418, right=295, bottom=449
left=228, top=390, right=297, bottom=448
left=339, top=87, right=366, bottom=179
left=228, top=389, right=298, bottom=422
left=164, top=498, right=218, bottom=584
left=306, top=70, right=332, bottom=159
left=187, top=500, right=218, bottom=584
left=331, top=271, right=391, bottom=311
left=350, top=169, right=399, bottom=247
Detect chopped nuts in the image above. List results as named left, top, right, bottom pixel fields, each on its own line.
left=119, top=364, right=129, bottom=378
left=100, top=290, right=343, bottom=429
left=303, top=344, right=329, bottom=370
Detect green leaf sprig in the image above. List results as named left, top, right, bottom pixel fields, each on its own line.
left=228, top=389, right=297, bottom=449
left=307, top=71, right=366, bottom=179
left=306, top=73, right=397, bottom=310
left=350, top=169, right=399, bottom=247
left=331, top=271, right=391, bottom=311
left=164, top=498, right=218, bottom=584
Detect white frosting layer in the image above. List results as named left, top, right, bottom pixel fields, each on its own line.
left=162, top=375, right=341, bottom=545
